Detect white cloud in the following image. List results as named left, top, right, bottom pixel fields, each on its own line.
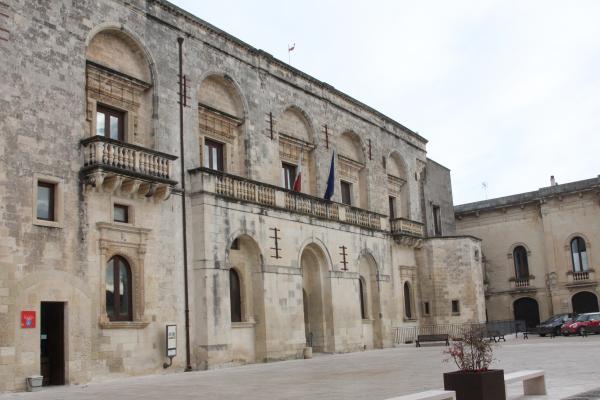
left=170, top=0, right=600, bottom=204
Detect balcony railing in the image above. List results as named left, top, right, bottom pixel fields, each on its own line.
left=509, top=276, right=533, bottom=290
left=215, top=173, right=276, bottom=207
left=572, top=271, right=590, bottom=281
left=81, top=135, right=177, bottom=183
left=567, top=270, right=595, bottom=286
left=514, top=278, right=530, bottom=288
left=190, top=167, right=384, bottom=231
left=390, top=217, right=424, bottom=237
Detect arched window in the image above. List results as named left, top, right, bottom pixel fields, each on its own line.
left=359, top=277, right=367, bottom=319
left=106, top=256, right=132, bottom=321
left=571, top=237, right=589, bottom=272
left=404, top=282, right=412, bottom=319
left=513, top=246, right=529, bottom=279
left=229, top=269, right=242, bottom=322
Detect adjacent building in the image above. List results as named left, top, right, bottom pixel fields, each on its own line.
left=455, top=176, right=600, bottom=329
left=0, top=0, right=485, bottom=391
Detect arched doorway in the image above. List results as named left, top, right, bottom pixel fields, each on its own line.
left=301, top=243, right=334, bottom=352
left=513, top=297, right=540, bottom=329
left=572, top=291, right=599, bottom=314
left=358, top=253, right=382, bottom=349
left=227, top=235, right=265, bottom=362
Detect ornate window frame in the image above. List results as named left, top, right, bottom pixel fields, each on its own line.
left=97, top=222, right=150, bottom=329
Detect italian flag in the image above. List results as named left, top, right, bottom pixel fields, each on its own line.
left=293, top=151, right=302, bottom=192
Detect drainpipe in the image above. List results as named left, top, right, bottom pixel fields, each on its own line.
left=178, top=36, right=192, bottom=372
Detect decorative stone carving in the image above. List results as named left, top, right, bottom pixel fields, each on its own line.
left=278, top=132, right=314, bottom=164
left=338, top=154, right=364, bottom=183
left=86, top=61, right=151, bottom=138
left=387, top=174, right=406, bottom=197
left=97, top=222, right=151, bottom=328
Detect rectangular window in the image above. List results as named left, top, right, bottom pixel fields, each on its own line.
left=389, top=196, right=396, bottom=219
left=96, top=105, right=125, bottom=141
left=204, top=138, right=224, bottom=171
left=113, top=204, right=129, bottom=223
left=423, top=301, right=430, bottom=316
left=36, top=182, right=55, bottom=221
left=433, top=205, right=442, bottom=236
left=341, top=181, right=352, bottom=205
left=451, top=300, right=460, bottom=314
left=281, top=163, right=296, bottom=190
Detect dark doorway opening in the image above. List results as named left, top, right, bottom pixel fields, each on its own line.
left=40, top=302, right=65, bottom=386
left=513, top=297, right=540, bottom=330
left=572, top=291, right=599, bottom=314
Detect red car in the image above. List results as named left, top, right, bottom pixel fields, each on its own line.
left=561, top=312, right=600, bottom=336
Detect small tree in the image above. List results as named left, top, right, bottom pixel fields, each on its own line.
left=444, top=330, right=494, bottom=372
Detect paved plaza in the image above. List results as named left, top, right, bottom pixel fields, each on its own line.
left=1, top=335, right=599, bottom=400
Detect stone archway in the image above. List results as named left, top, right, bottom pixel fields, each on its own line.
left=301, top=243, right=334, bottom=352
left=513, top=297, right=540, bottom=329
left=227, top=235, right=265, bottom=363
left=572, top=291, right=599, bottom=314
left=358, top=253, right=383, bottom=349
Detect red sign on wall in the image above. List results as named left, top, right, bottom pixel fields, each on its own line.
left=21, top=311, right=36, bottom=328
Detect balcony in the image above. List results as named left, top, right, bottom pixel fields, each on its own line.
left=81, top=135, right=178, bottom=200
left=391, top=218, right=424, bottom=237
left=189, top=167, right=385, bottom=231
left=508, top=276, right=536, bottom=292
left=390, top=218, right=425, bottom=247
left=566, top=270, right=596, bottom=288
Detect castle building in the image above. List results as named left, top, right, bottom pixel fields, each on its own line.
left=455, top=176, right=600, bottom=329
left=0, top=0, right=484, bottom=391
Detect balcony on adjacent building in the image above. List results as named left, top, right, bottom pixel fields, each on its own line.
left=508, top=276, right=535, bottom=292
left=566, top=270, right=596, bottom=287
left=189, top=167, right=394, bottom=231
left=80, top=135, right=178, bottom=200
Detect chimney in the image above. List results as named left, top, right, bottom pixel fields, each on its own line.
left=550, top=175, right=556, bottom=186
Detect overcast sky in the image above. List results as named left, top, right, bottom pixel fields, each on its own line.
left=170, top=0, right=599, bottom=204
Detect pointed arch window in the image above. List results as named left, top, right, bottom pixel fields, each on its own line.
left=513, top=246, right=529, bottom=279
left=571, top=237, right=589, bottom=272
left=359, top=277, right=367, bottom=319
left=230, top=269, right=242, bottom=322
left=404, top=282, right=412, bottom=319
left=106, top=256, right=132, bottom=321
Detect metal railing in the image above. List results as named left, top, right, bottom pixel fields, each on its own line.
left=393, top=320, right=526, bottom=344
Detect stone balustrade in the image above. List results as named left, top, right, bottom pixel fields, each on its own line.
left=567, top=270, right=595, bottom=286
left=80, top=135, right=178, bottom=200
left=390, top=218, right=425, bottom=237
left=509, top=277, right=533, bottom=290
left=82, top=135, right=176, bottom=180
left=191, top=167, right=386, bottom=231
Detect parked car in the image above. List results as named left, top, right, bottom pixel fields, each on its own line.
left=561, top=312, right=600, bottom=336
left=537, top=313, right=574, bottom=337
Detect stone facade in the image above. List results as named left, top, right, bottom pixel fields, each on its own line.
left=455, top=176, right=600, bottom=328
left=0, top=0, right=484, bottom=391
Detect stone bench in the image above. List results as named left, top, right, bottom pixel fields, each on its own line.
left=504, top=369, right=546, bottom=396
left=386, top=389, right=456, bottom=400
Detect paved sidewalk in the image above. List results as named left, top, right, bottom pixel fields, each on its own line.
left=1, top=335, right=599, bottom=400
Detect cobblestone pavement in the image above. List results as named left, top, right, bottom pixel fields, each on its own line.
left=1, top=335, right=599, bottom=400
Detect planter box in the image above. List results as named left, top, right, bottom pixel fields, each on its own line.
left=443, top=369, right=505, bottom=400
left=26, top=375, right=43, bottom=392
